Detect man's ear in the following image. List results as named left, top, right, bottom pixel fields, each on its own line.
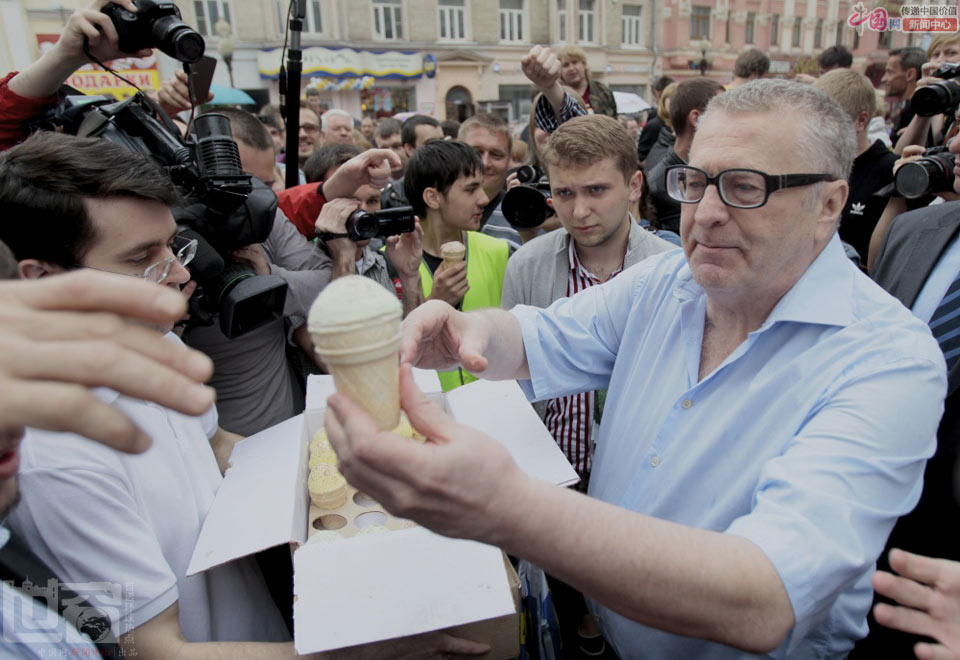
left=422, top=187, right=443, bottom=211
left=18, top=259, right=65, bottom=280
left=628, top=169, right=644, bottom=204
left=854, top=110, right=870, bottom=135
left=687, top=108, right=703, bottom=133
left=906, top=67, right=919, bottom=84
left=404, top=144, right=415, bottom=159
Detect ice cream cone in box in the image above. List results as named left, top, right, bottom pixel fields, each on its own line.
left=308, top=275, right=402, bottom=431
left=440, top=240, right=465, bottom=270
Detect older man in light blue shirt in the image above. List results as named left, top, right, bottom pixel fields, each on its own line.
left=324, top=80, right=948, bottom=658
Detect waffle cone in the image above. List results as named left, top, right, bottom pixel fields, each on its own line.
left=441, top=240, right=466, bottom=270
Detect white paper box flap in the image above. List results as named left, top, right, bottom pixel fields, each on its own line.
left=306, top=368, right=442, bottom=410
left=293, top=527, right=514, bottom=654
left=446, top=379, right=580, bottom=487
left=187, top=415, right=307, bottom=576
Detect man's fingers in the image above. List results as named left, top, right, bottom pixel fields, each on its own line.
left=435, top=631, right=492, bottom=655
left=872, top=569, right=934, bottom=611
left=399, top=365, right=455, bottom=444
left=890, top=548, right=946, bottom=587
left=872, top=602, right=935, bottom=639
left=3, top=271, right=188, bottom=324
left=0, top=381, right=151, bottom=453
left=913, top=642, right=955, bottom=660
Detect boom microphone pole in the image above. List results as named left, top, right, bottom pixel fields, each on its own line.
left=281, top=0, right=306, bottom=189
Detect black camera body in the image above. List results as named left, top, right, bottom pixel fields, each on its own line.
left=31, top=94, right=287, bottom=339
left=102, top=0, right=205, bottom=63
left=894, top=145, right=956, bottom=198
left=913, top=62, right=960, bottom=117
left=502, top=165, right=556, bottom=229
left=316, top=206, right=416, bottom=242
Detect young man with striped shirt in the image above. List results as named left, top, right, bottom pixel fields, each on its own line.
left=502, top=114, right=674, bottom=484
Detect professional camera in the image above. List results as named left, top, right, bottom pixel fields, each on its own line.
left=315, top=206, right=416, bottom=242
left=913, top=62, right=960, bottom=117
left=894, top=145, right=956, bottom=198
left=30, top=94, right=287, bottom=338
left=501, top=164, right=556, bottom=230
left=102, top=0, right=205, bottom=63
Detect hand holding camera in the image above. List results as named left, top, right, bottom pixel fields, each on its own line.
left=315, top=198, right=362, bottom=260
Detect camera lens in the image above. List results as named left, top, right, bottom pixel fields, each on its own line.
left=894, top=154, right=954, bottom=198
left=501, top=186, right=555, bottom=229
left=152, top=16, right=205, bottom=63
left=516, top=165, right=537, bottom=184
left=348, top=210, right=379, bottom=240
left=913, top=79, right=960, bottom=117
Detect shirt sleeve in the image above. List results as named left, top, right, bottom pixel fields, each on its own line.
left=725, top=353, right=944, bottom=656
left=8, top=465, right=180, bottom=635
left=261, top=208, right=333, bottom=318
left=0, top=72, right=59, bottom=151
left=275, top=182, right=325, bottom=239
left=510, top=262, right=651, bottom=402
left=534, top=92, right=587, bottom=134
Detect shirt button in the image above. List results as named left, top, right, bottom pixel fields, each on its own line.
left=650, top=455, right=661, bottom=467
left=681, top=398, right=693, bottom=409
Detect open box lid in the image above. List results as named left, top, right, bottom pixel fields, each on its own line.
left=187, top=371, right=578, bottom=577
left=291, top=527, right=516, bottom=654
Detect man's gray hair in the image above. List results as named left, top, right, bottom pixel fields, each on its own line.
left=700, top=79, right=856, bottom=182
left=321, top=109, right=354, bottom=131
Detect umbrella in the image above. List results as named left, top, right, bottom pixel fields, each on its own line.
left=613, top=91, right=651, bottom=114
left=209, top=84, right=256, bottom=105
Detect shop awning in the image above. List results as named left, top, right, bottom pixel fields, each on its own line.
left=258, top=46, right=425, bottom=80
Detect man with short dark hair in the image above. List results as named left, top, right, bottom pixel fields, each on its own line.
left=360, top=113, right=376, bottom=142
left=819, top=45, right=854, bottom=72
left=374, top=117, right=405, bottom=179
left=882, top=47, right=927, bottom=137
left=404, top=140, right=509, bottom=390
left=645, top=77, right=724, bottom=232
left=729, top=48, right=770, bottom=88
left=382, top=115, right=444, bottom=209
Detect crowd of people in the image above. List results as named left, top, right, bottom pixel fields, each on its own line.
left=1, top=1, right=960, bottom=658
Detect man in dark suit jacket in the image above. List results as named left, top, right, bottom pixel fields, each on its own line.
left=851, top=199, right=960, bottom=657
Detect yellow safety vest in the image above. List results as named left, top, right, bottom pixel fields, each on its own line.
left=419, top=231, right=509, bottom=390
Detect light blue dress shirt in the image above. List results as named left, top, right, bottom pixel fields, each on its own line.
left=512, top=236, right=947, bottom=659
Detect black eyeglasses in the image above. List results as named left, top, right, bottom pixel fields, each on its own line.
left=665, top=165, right=837, bottom=209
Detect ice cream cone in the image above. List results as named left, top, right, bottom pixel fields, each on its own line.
left=308, top=275, right=403, bottom=431
left=440, top=240, right=466, bottom=270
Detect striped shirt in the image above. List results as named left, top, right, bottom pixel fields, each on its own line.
left=544, top=239, right=624, bottom=476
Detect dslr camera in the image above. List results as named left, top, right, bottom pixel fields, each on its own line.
left=501, top=165, right=556, bottom=229
left=315, top=206, right=416, bottom=242
left=913, top=62, right=960, bottom=117
left=102, top=0, right=205, bottom=63
left=894, top=145, right=956, bottom=199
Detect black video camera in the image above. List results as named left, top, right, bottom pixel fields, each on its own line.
left=894, top=145, right=956, bottom=198
left=30, top=95, right=287, bottom=339
left=913, top=62, right=960, bottom=117
left=102, top=0, right=205, bottom=63
left=501, top=165, right=556, bottom=229
left=316, top=206, right=416, bottom=242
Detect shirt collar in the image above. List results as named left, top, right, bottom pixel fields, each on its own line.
left=674, top=234, right=857, bottom=329
left=356, top=246, right=379, bottom=275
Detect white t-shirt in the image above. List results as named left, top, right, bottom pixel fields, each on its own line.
left=7, top=336, right=290, bottom=644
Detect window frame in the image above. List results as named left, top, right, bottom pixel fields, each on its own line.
left=621, top=4, right=643, bottom=48
left=578, top=0, right=597, bottom=44
left=499, top=0, right=526, bottom=44
left=372, top=0, right=404, bottom=41
left=690, top=5, right=711, bottom=41
left=770, top=13, right=779, bottom=46
left=193, top=0, right=233, bottom=37
left=745, top=11, right=756, bottom=44
left=438, top=0, right=468, bottom=41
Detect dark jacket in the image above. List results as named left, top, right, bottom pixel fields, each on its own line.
left=643, top=127, right=676, bottom=173
left=586, top=80, right=617, bottom=118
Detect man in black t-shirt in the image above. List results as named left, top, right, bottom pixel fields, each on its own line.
left=882, top=48, right=927, bottom=139
left=815, top=70, right=899, bottom=266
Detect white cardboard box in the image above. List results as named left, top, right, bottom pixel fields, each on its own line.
left=187, top=370, right=578, bottom=655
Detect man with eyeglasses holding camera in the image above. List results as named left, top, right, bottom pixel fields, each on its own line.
left=324, top=80, right=948, bottom=657
left=0, top=132, right=485, bottom=660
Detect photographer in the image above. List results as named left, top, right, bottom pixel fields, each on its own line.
left=894, top=34, right=960, bottom=155
left=0, top=0, right=150, bottom=150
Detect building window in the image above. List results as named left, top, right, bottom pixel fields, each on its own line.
left=194, top=0, right=232, bottom=36
left=500, top=0, right=524, bottom=42
left=745, top=11, right=756, bottom=43
left=691, top=6, right=711, bottom=40
left=438, top=0, right=466, bottom=40
left=372, top=0, right=403, bottom=40
left=276, top=0, right=324, bottom=34
left=878, top=28, right=891, bottom=48
left=558, top=0, right=567, bottom=41
left=578, top=0, right=596, bottom=43
left=791, top=19, right=801, bottom=47
left=770, top=14, right=779, bottom=46
left=622, top=5, right=642, bottom=47
left=814, top=18, right=823, bottom=48
left=835, top=19, right=843, bottom=45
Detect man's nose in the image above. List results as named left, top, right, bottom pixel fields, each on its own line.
left=692, top=184, right=729, bottom=226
